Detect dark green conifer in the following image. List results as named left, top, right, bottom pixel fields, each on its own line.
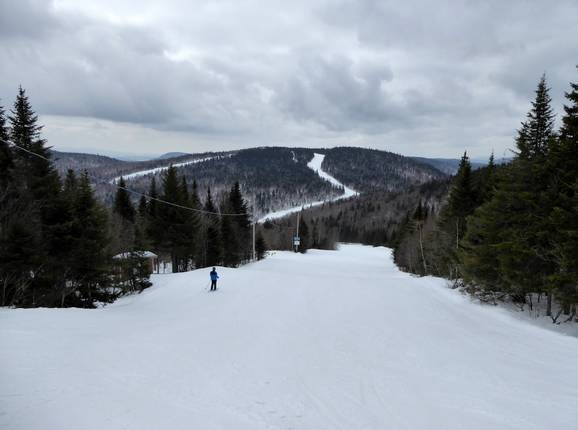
left=113, top=177, right=136, bottom=223
left=545, top=68, right=578, bottom=314
left=137, top=195, right=147, bottom=217
left=255, top=233, right=267, bottom=260
left=227, top=181, right=251, bottom=262
left=204, top=188, right=222, bottom=266
left=69, top=172, right=111, bottom=306
left=298, top=216, right=310, bottom=253
left=516, top=74, right=556, bottom=160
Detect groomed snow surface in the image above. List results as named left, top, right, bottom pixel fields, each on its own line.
left=258, top=153, right=358, bottom=223
left=2, top=245, right=577, bottom=430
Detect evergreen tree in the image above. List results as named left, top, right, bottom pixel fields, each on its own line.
left=204, top=188, right=222, bottom=266
left=158, top=167, right=198, bottom=272
left=69, top=172, right=111, bottom=306
left=63, top=169, right=77, bottom=196
left=9, top=87, right=60, bottom=201
left=255, top=232, right=267, bottom=260
left=227, top=181, right=251, bottom=262
left=516, top=74, right=556, bottom=160
left=444, top=152, right=476, bottom=227
left=159, top=166, right=183, bottom=270
left=298, top=216, right=310, bottom=253
left=545, top=68, right=578, bottom=315
left=180, top=176, right=189, bottom=205
left=205, top=187, right=217, bottom=214
left=137, top=195, right=147, bottom=218
left=146, top=177, right=163, bottom=251
left=6, top=88, right=64, bottom=305
left=113, top=177, right=136, bottom=223
left=185, top=176, right=202, bottom=267
left=477, top=152, right=496, bottom=203
left=0, top=219, right=39, bottom=306
left=428, top=152, right=477, bottom=278
left=220, top=215, right=238, bottom=267
left=190, top=180, right=201, bottom=209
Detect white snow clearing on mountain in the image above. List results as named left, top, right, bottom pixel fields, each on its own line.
left=110, top=154, right=233, bottom=183
left=1, top=244, right=577, bottom=430
left=258, top=153, right=358, bottom=222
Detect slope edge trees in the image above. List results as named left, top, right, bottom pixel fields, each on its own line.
left=393, top=72, right=578, bottom=322
left=0, top=88, right=117, bottom=307
left=0, top=87, right=258, bottom=308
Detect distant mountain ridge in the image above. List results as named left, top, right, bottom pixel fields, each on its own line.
left=156, top=152, right=191, bottom=160
left=50, top=146, right=450, bottom=218
left=410, top=157, right=486, bottom=175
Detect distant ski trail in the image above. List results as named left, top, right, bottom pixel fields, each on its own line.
left=258, top=153, right=358, bottom=222
left=110, top=154, right=233, bottom=183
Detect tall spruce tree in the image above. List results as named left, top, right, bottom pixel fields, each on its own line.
left=183, top=176, right=201, bottom=267
left=255, top=233, right=267, bottom=260
left=220, top=215, right=238, bottom=267
left=545, top=68, right=578, bottom=315
left=7, top=88, right=65, bottom=306
left=69, top=172, right=111, bottom=306
left=477, top=152, right=496, bottom=204
left=204, top=187, right=222, bottom=266
left=113, top=177, right=136, bottom=223
left=444, top=152, right=476, bottom=227
left=158, top=167, right=198, bottom=271
left=516, top=74, right=556, bottom=160
left=298, top=216, right=310, bottom=253
left=429, top=152, right=477, bottom=278
left=227, top=181, right=251, bottom=263
left=146, top=177, right=163, bottom=251
left=9, top=87, right=60, bottom=201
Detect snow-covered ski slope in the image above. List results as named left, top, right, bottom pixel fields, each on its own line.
left=1, top=245, right=577, bottom=430
left=110, top=154, right=233, bottom=183
left=258, top=153, right=358, bottom=222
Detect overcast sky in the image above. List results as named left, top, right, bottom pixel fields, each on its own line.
left=1, top=0, right=577, bottom=159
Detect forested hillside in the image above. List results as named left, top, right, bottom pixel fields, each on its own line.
left=120, top=147, right=343, bottom=219
left=322, top=147, right=446, bottom=192
left=55, top=146, right=447, bottom=220
left=51, top=150, right=227, bottom=184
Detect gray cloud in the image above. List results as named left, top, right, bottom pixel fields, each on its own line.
left=0, top=0, right=577, bottom=158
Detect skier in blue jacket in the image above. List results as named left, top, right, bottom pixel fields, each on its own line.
left=210, top=267, right=219, bottom=291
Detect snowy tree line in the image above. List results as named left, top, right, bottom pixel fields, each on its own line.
left=0, top=88, right=259, bottom=308
left=113, top=172, right=262, bottom=273
left=259, top=177, right=450, bottom=253
left=110, top=147, right=342, bottom=220
left=393, top=71, right=578, bottom=322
